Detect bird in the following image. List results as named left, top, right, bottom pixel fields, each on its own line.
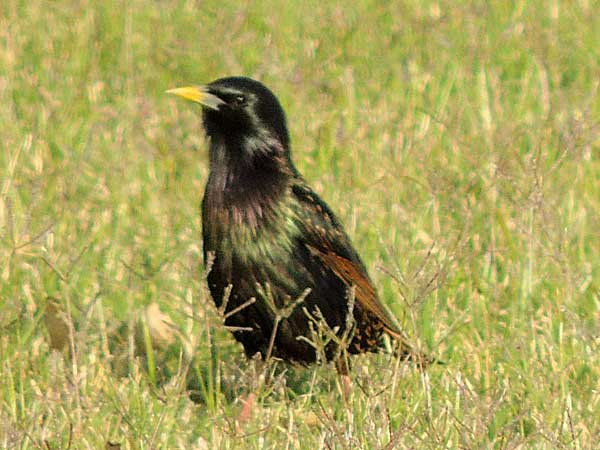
left=167, top=77, right=427, bottom=375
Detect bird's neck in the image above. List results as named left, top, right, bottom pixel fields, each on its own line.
left=203, top=135, right=293, bottom=229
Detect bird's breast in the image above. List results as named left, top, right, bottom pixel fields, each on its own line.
left=202, top=190, right=300, bottom=270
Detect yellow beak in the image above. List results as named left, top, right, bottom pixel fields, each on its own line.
left=166, top=86, right=224, bottom=110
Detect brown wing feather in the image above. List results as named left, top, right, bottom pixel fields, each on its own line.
left=306, top=244, right=404, bottom=340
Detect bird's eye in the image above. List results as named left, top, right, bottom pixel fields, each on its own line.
left=233, top=94, right=246, bottom=106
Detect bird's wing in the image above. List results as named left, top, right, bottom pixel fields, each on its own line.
left=305, top=244, right=404, bottom=339
left=291, top=182, right=405, bottom=340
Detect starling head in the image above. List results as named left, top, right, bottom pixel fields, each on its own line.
left=167, top=77, right=290, bottom=154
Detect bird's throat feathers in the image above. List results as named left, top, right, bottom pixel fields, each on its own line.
left=203, top=134, right=294, bottom=231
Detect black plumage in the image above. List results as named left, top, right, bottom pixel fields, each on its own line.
left=168, top=77, right=421, bottom=370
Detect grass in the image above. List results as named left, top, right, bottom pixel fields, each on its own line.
left=1, top=0, right=599, bottom=448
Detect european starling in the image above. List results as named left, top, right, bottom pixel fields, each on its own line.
left=168, top=77, right=421, bottom=372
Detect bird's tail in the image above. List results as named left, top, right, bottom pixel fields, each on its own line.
left=385, top=327, right=442, bottom=367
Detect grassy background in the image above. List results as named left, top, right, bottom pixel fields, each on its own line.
left=1, top=0, right=599, bottom=448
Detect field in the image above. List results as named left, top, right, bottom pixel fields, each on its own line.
left=1, top=0, right=599, bottom=448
